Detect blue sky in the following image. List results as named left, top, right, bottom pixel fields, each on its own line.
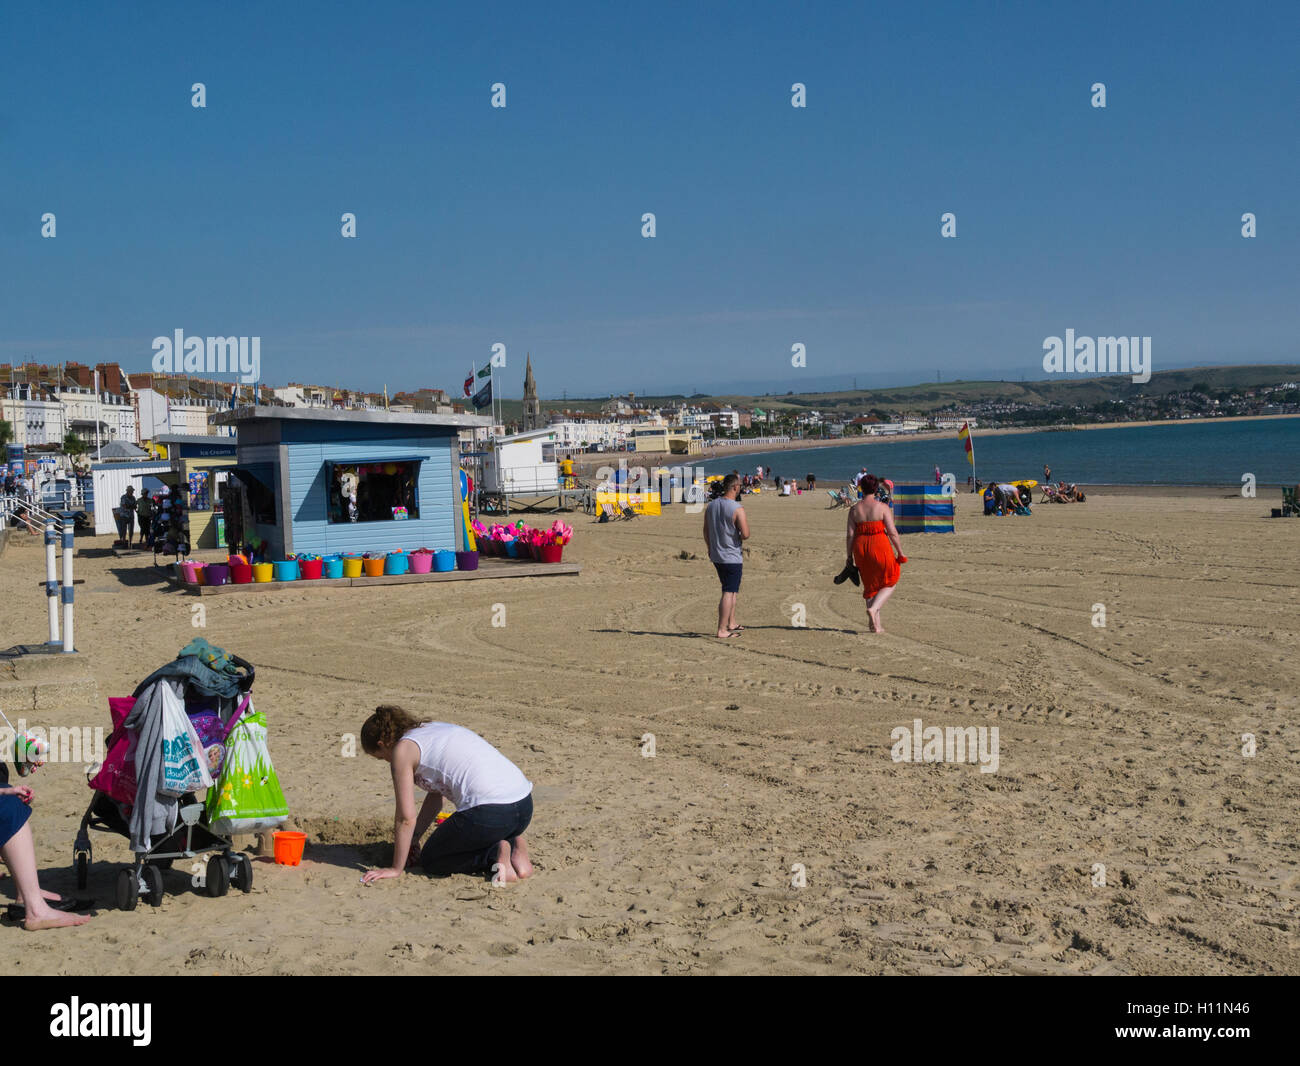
left=2, top=1, right=1296, bottom=400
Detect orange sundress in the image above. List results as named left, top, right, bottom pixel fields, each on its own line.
left=852, top=521, right=900, bottom=600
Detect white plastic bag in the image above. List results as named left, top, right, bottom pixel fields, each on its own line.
left=159, top=685, right=213, bottom=796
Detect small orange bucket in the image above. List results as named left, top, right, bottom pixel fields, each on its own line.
left=273, top=831, right=307, bottom=866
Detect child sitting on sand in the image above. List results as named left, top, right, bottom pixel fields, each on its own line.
left=359, top=706, right=534, bottom=885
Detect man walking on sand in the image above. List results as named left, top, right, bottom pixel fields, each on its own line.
left=703, top=473, right=749, bottom=639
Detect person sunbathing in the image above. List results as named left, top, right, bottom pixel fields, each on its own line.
left=359, top=706, right=534, bottom=885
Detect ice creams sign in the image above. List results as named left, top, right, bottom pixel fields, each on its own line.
left=152, top=329, right=260, bottom=384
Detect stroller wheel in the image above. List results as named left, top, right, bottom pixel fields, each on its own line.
left=142, top=865, right=165, bottom=907
left=115, top=868, right=139, bottom=912
left=75, top=851, right=89, bottom=891
left=205, top=854, right=230, bottom=898
left=231, top=853, right=253, bottom=893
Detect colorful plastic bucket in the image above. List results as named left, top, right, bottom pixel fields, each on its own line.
left=455, top=550, right=479, bottom=572
left=205, top=563, right=230, bottom=587
left=230, top=561, right=254, bottom=583
left=299, top=557, right=324, bottom=580
left=540, top=544, right=563, bottom=563
left=504, top=540, right=520, bottom=558
left=181, top=561, right=200, bottom=584
left=342, top=556, right=364, bottom=578
left=272, top=560, right=299, bottom=582
left=433, top=549, right=456, bottom=572
left=362, top=556, right=385, bottom=577
left=252, top=562, right=273, bottom=582
left=194, top=564, right=207, bottom=586
left=273, top=831, right=307, bottom=867
left=323, top=556, right=344, bottom=579
left=385, top=552, right=409, bottom=576
left=409, top=551, right=433, bottom=574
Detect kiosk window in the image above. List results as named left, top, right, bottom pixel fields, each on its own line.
left=329, top=460, right=421, bottom=523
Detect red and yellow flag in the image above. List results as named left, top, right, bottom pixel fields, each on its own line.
left=958, top=422, right=974, bottom=466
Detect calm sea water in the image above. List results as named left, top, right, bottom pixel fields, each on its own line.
left=699, top=418, right=1300, bottom=487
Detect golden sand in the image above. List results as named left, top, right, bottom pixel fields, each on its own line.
left=4, top=488, right=1297, bottom=974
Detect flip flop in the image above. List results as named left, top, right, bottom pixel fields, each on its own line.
left=833, top=563, right=860, bottom=587
left=728, top=625, right=746, bottom=633
left=5, top=898, right=95, bottom=922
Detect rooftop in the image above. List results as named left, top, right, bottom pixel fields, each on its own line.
left=213, top=405, right=490, bottom=430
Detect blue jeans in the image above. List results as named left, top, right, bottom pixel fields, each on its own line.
left=420, top=794, right=533, bottom=877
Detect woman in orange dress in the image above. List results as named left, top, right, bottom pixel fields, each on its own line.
left=845, top=475, right=906, bottom=633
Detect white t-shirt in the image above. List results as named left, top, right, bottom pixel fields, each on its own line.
left=401, top=722, right=532, bottom=811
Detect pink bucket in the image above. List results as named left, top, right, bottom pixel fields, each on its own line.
left=409, top=550, right=434, bottom=574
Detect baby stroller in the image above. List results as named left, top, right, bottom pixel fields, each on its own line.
left=74, top=642, right=262, bottom=911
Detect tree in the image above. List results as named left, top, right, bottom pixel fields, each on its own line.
left=62, top=431, right=87, bottom=457
left=0, top=420, right=13, bottom=448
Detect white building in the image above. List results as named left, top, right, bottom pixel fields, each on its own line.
left=546, top=417, right=624, bottom=450
left=482, top=428, right=559, bottom=494
left=1, top=386, right=64, bottom=447
left=134, top=389, right=229, bottom=440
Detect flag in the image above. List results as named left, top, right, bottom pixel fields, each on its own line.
left=477, top=365, right=492, bottom=379
left=471, top=379, right=492, bottom=410
left=958, top=422, right=974, bottom=466
left=463, top=369, right=475, bottom=397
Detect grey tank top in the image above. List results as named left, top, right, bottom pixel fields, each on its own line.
left=706, top=497, right=744, bottom=564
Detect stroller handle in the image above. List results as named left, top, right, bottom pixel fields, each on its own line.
left=229, top=653, right=255, bottom=692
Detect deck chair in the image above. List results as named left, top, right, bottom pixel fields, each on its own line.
left=826, top=489, right=846, bottom=508
left=597, top=503, right=619, bottom=523
left=620, top=504, right=640, bottom=520
left=1283, top=486, right=1298, bottom=516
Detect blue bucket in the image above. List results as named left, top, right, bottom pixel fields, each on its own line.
left=433, top=549, right=456, bottom=572
left=272, top=560, right=299, bottom=582
left=323, top=556, right=344, bottom=579
left=385, top=552, right=410, bottom=575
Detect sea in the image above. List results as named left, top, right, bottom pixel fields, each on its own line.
left=698, top=417, right=1300, bottom=488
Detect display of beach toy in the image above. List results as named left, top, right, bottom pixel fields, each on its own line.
left=230, top=560, right=253, bottom=583
left=385, top=550, right=409, bottom=575
left=323, top=555, right=344, bottom=579
left=181, top=560, right=202, bottom=584
left=298, top=555, right=324, bottom=580
left=272, top=559, right=299, bottom=582
left=433, top=549, right=455, bottom=572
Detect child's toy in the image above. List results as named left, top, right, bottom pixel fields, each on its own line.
left=1, top=707, right=48, bottom=777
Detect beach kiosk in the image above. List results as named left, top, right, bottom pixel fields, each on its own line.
left=210, top=405, right=490, bottom=560
left=152, top=434, right=239, bottom=549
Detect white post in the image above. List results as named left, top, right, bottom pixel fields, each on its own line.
left=45, top=521, right=60, bottom=644
left=61, top=525, right=75, bottom=653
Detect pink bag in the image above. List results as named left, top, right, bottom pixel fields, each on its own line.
left=87, top=697, right=138, bottom=807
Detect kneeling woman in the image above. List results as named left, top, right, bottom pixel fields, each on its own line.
left=360, top=706, right=533, bottom=885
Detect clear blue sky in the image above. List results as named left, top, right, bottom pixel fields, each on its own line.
left=2, top=1, right=1296, bottom=400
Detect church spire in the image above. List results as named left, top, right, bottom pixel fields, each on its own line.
left=522, top=353, right=540, bottom=431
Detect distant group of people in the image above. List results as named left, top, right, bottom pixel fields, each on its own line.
left=2, top=471, right=35, bottom=502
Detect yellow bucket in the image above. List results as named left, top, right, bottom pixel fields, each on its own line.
left=342, top=556, right=364, bottom=578
left=252, top=562, right=273, bottom=582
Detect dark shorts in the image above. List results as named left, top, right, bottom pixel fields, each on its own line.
left=713, top=562, right=743, bottom=593
left=0, top=794, right=32, bottom=849
left=420, top=793, right=533, bottom=878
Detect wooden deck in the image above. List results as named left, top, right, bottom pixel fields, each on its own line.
left=170, top=556, right=581, bottom=595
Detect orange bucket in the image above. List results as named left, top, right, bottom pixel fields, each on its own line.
left=362, top=556, right=385, bottom=577
left=273, top=831, right=307, bottom=866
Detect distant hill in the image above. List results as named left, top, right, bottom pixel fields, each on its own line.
left=513, top=364, right=1300, bottom=419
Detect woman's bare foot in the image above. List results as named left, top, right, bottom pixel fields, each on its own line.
left=509, top=836, right=533, bottom=879
left=15, top=888, right=65, bottom=906
left=866, top=606, right=881, bottom=633
left=24, top=909, right=90, bottom=930
left=492, top=840, right=519, bottom=884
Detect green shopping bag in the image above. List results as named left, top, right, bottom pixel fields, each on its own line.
left=206, top=707, right=289, bottom=835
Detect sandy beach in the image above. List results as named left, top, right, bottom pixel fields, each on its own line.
left=3, top=487, right=1298, bottom=975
